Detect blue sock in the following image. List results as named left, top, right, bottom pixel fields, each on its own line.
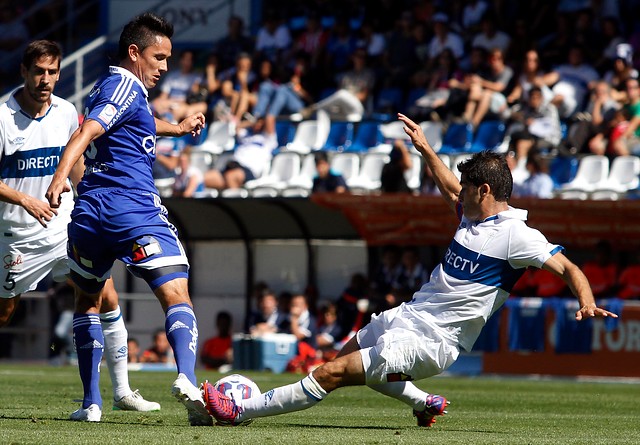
left=165, top=303, right=198, bottom=385
left=73, top=314, right=104, bottom=409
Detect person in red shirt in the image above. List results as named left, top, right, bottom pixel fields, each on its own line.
left=582, top=240, right=618, bottom=299
left=200, top=311, right=233, bottom=370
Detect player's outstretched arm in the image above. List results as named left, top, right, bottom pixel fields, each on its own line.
left=155, top=112, right=205, bottom=137
left=46, top=119, right=104, bottom=208
left=542, top=252, right=618, bottom=321
left=397, top=113, right=461, bottom=214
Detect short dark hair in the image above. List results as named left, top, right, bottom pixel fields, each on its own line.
left=118, top=12, right=174, bottom=61
left=314, top=151, right=329, bottom=164
left=22, top=40, right=62, bottom=70
left=457, top=150, right=513, bottom=202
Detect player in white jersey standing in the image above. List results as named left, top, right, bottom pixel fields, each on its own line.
left=204, top=112, right=619, bottom=427
left=0, top=40, right=159, bottom=413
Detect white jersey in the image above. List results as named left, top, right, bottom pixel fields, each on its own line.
left=0, top=90, right=77, bottom=238
left=407, top=206, right=562, bottom=351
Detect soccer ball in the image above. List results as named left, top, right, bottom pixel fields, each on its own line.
left=213, top=374, right=260, bottom=425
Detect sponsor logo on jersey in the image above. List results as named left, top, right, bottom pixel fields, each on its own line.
left=97, top=103, right=117, bottom=125
left=9, top=137, right=25, bottom=146
left=168, top=320, right=188, bottom=334
left=0, top=146, right=62, bottom=179
left=105, top=90, right=139, bottom=131
left=3, top=254, right=23, bottom=271
left=264, top=389, right=275, bottom=405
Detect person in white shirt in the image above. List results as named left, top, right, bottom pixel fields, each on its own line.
left=204, top=113, right=617, bottom=428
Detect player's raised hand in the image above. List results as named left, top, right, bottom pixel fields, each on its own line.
left=21, top=194, right=58, bottom=228
left=575, top=303, right=618, bottom=321
left=178, top=112, right=206, bottom=137
left=398, top=113, right=431, bottom=154
left=45, top=179, right=71, bottom=209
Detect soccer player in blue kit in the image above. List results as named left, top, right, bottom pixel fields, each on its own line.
left=45, top=13, right=210, bottom=425
left=204, top=113, right=618, bottom=427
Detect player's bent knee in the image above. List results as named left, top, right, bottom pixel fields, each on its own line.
left=70, top=269, right=106, bottom=295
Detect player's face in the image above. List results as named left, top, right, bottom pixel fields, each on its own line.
left=21, top=55, right=60, bottom=104
left=135, top=35, right=172, bottom=89
left=458, top=177, right=483, bottom=220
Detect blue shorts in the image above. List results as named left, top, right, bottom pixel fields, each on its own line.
left=67, top=188, right=189, bottom=290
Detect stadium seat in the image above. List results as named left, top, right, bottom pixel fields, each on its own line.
left=560, top=155, right=609, bottom=192
left=405, top=88, right=427, bottom=113
left=213, top=151, right=234, bottom=171
left=154, top=177, right=175, bottom=198
left=347, top=121, right=384, bottom=152
left=189, top=150, right=214, bottom=174
left=439, top=122, right=474, bottom=154
left=437, top=153, right=451, bottom=170
left=287, top=153, right=316, bottom=190
left=286, top=113, right=330, bottom=154
left=244, top=152, right=301, bottom=190
left=198, top=121, right=235, bottom=154
left=557, top=190, right=589, bottom=200
left=470, top=120, right=506, bottom=152
left=251, top=187, right=280, bottom=198
left=595, top=155, right=640, bottom=193
left=324, top=121, right=355, bottom=151
left=590, top=190, right=621, bottom=200
left=405, top=153, right=423, bottom=190
left=329, top=152, right=360, bottom=184
left=549, top=156, right=579, bottom=188
left=450, top=153, right=473, bottom=180
left=281, top=186, right=311, bottom=197
left=420, top=121, right=443, bottom=152
left=275, top=120, right=296, bottom=148
left=348, top=152, right=390, bottom=191
left=221, top=188, right=249, bottom=198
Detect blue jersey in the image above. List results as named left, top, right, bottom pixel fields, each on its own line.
left=79, top=66, right=157, bottom=195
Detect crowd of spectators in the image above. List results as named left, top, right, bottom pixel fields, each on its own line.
left=141, top=1, right=640, bottom=199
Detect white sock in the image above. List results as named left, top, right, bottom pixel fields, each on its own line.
left=238, top=373, right=327, bottom=421
left=100, top=306, right=132, bottom=401
left=368, top=381, right=428, bottom=411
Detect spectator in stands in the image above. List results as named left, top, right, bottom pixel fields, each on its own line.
left=390, top=247, right=429, bottom=303
left=203, top=116, right=278, bottom=191
left=127, top=338, right=141, bottom=363
left=618, top=252, right=640, bottom=299
left=219, top=52, right=258, bottom=124
left=140, top=329, right=173, bottom=364
left=461, top=0, right=489, bottom=38
left=370, top=245, right=403, bottom=306
left=506, top=49, right=555, bottom=109
left=284, top=294, right=318, bottom=349
left=609, top=77, right=640, bottom=156
left=463, top=47, right=514, bottom=128
left=549, top=45, right=600, bottom=119
left=512, top=149, right=555, bottom=199
left=411, top=48, right=464, bottom=119
left=246, top=288, right=287, bottom=335
left=212, top=15, right=255, bottom=72
left=508, top=86, right=562, bottom=161
left=305, top=46, right=375, bottom=121
left=172, top=149, right=205, bottom=198
left=380, top=139, right=413, bottom=193
left=595, top=17, right=627, bottom=73
left=582, top=240, right=618, bottom=299
left=153, top=136, right=186, bottom=185
left=567, top=80, right=621, bottom=155
left=531, top=268, right=568, bottom=298
left=151, top=50, right=203, bottom=122
left=505, top=18, right=536, bottom=67
left=200, top=311, right=233, bottom=371
left=0, top=0, right=30, bottom=91
left=311, top=151, right=349, bottom=194
left=382, top=10, right=417, bottom=88
left=316, top=302, right=343, bottom=360
left=426, top=13, right=465, bottom=63
left=295, top=13, right=329, bottom=70
left=603, top=43, right=638, bottom=103
left=254, top=10, right=292, bottom=65
left=471, top=12, right=511, bottom=55
left=335, top=273, right=370, bottom=346
left=358, top=19, right=386, bottom=66
left=323, top=16, right=358, bottom=81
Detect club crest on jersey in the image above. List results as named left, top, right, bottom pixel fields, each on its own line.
left=9, top=137, right=25, bottom=146
left=97, top=103, right=117, bottom=125
left=132, top=236, right=162, bottom=262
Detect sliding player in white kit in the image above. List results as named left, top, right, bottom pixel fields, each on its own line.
left=0, top=40, right=159, bottom=414
left=204, top=112, right=618, bottom=427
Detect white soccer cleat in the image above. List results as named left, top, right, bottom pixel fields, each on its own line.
left=70, top=403, right=102, bottom=422
left=113, top=389, right=161, bottom=412
left=171, top=373, right=213, bottom=426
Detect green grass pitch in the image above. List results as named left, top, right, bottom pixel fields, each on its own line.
left=0, top=364, right=638, bottom=444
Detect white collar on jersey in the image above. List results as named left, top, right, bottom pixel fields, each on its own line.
left=463, top=206, right=528, bottom=226
left=109, top=66, right=149, bottom=97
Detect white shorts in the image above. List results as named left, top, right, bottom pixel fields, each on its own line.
left=357, top=304, right=459, bottom=384
left=0, top=229, right=69, bottom=298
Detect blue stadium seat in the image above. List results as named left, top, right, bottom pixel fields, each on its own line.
left=324, top=121, right=355, bottom=151
left=404, top=87, right=426, bottom=113
left=549, top=156, right=579, bottom=188
left=346, top=121, right=384, bottom=152
left=470, top=120, right=506, bottom=152
left=275, top=120, right=296, bottom=148
left=374, top=87, right=404, bottom=113
left=439, top=122, right=474, bottom=154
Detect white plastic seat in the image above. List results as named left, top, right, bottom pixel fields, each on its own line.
left=330, top=152, right=360, bottom=183
left=251, top=187, right=279, bottom=197
left=154, top=177, right=175, bottom=198
left=287, top=153, right=316, bottom=189
left=558, top=190, right=589, bottom=200
left=420, top=121, right=443, bottom=152
left=437, top=153, right=451, bottom=170
left=561, top=155, right=609, bottom=192
left=189, top=150, right=214, bottom=174
left=286, top=110, right=331, bottom=154
left=282, top=187, right=310, bottom=197
left=197, top=121, right=235, bottom=154
left=221, top=188, right=249, bottom=198
left=213, top=151, right=235, bottom=171
left=244, top=152, right=301, bottom=190
left=590, top=190, right=620, bottom=200
left=595, top=155, right=640, bottom=193
left=348, top=152, right=390, bottom=191
left=405, top=153, right=423, bottom=190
